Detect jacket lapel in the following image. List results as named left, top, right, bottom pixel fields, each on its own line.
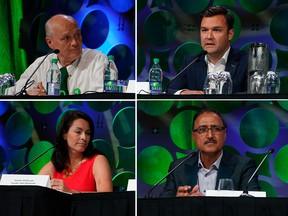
left=184, top=155, right=199, bottom=186
left=225, top=48, right=239, bottom=80
left=216, top=152, right=235, bottom=189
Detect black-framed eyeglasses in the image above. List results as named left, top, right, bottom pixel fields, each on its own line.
left=192, top=125, right=226, bottom=134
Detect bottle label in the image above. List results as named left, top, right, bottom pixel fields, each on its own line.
left=149, top=81, right=162, bottom=94
left=104, top=80, right=118, bottom=92
left=47, top=83, right=60, bottom=96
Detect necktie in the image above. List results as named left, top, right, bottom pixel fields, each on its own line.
left=60, top=67, right=69, bottom=95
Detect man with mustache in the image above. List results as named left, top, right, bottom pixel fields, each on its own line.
left=6, top=14, right=108, bottom=96
left=167, top=6, right=247, bottom=94
left=160, top=108, right=261, bottom=197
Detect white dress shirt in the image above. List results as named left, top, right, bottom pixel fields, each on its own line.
left=197, top=151, right=223, bottom=193
left=6, top=48, right=108, bottom=95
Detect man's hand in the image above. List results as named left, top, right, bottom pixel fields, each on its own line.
left=180, top=90, right=204, bottom=95
left=27, top=82, right=46, bottom=96
left=176, top=185, right=204, bottom=197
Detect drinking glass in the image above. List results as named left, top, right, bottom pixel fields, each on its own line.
left=117, top=80, right=129, bottom=93
left=218, top=71, right=232, bottom=94
left=265, top=71, right=280, bottom=94
left=218, top=178, right=234, bottom=190
left=203, top=72, right=219, bottom=94
left=249, top=71, right=265, bottom=94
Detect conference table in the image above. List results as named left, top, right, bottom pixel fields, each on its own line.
left=138, top=196, right=288, bottom=216
left=0, top=186, right=135, bottom=216
left=137, top=93, right=288, bottom=100
left=0, top=92, right=135, bottom=100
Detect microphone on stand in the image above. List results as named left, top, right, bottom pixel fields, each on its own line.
left=15, top=49, right=60, bottom=96
left=13, top=145, right=57, bottom=174
left=146, top=151, right=197, bottom=198
left=240, top=148, right=274, bottom=197
left=164, top=50, right=207, bottom=94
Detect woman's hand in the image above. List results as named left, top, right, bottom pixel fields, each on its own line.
left=50, top=178, right=71, bottom=193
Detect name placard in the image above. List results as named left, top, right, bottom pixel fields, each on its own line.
left=206, top=190, right=266, bottom=197
left=127, top=179, right=136, bottom=191
left=0, top=174, right=51, bottom=188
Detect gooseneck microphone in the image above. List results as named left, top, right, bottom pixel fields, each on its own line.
left=146, top=151, right=197, bottom=198
left=164, top=50, right=207, bottom=94
left=15, top=49, right=60, bottom=96
left=13, top=145, right=57, bottom=174
left=240, top=148, right=274, bottom=197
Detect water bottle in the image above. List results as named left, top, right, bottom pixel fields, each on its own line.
left=149, top=58, right=163, bottom=95
left=103, top=55, right=118, bottom=93
left=265, top=71, right=280, bottom=94
left=46, top=58, right=61, bottom=96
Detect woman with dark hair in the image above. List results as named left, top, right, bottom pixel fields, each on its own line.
left=39, top=109, right=113, bottom=193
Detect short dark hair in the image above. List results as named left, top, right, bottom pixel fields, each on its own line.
left=192, top=108, right=227, bottom=129
left=200, top=6, right=234, bottom=30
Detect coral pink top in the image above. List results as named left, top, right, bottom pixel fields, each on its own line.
left=53, top=154, right=99, bottom=192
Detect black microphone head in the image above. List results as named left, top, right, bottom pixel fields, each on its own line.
left=54, top=49, right=60, bottom=54
left=269, top=148, right=274, bottom=154
left=190, top=151, right=197, bottom=157
left=201, top=50, right=208, bottom=56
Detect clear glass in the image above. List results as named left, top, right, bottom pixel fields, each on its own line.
left=265, top=71, right=280, bottom=94
left=117, top=80, right=128, bottom=93
left=218, top=178, right=234, bottom=190
left=249, top=71, right=265, bottom=94
left=203, top=72, right=219, bottom=94
left=218, top=71, right=232, bottom=94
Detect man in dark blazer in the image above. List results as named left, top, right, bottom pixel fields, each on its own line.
left=160, top=108, right=261, bottom=198
left=167, top=6, right=248, bottom=95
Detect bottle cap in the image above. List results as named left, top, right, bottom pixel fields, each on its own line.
left=74, top=88, right=81, bottom=95
left=108, top=55, right=114, bottom=61
left=153, top=58, right=159, bottom=63
left=52, top=58, right=58, bottom=63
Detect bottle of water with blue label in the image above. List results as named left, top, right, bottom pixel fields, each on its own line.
left=103, top=55, right=118, bottom=92
left=149, top=58, right=163, bottom=95
left=46, top=58, right=61, bottom=96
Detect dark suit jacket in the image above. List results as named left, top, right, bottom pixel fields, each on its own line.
left=167, top=47, right=248, bottom=94
left=159, top=150, right=261, bottom=198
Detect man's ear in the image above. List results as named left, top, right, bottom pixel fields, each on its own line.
left=45, top=36, right=54, bottom=50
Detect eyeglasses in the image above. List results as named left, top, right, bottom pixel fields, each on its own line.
left=192, top=125, right=226, bottom=134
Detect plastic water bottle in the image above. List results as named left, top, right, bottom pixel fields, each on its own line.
left=103, top=55, right=118, bottom=93
left=149, top=58, right=163, bottom=95
left=46, top=58, right=61, bottom=96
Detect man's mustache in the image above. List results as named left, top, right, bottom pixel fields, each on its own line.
left=204, top=139, right=217, bottom=145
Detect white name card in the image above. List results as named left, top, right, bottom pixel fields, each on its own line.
left=137, top=82, right=150, bottom=94
left=0, top=174, right=51, bottom=188
left=206, top=190, right=266, bottom=197
left=127, top=179, right=136, bottom=191
left=126, top=80, right=135, bottom=93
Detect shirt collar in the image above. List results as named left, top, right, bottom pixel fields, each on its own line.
left=198, top=150, right=223, bottom=170
left=204, top=47, right=231, bottom=65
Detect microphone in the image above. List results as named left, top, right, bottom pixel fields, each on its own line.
left=146, top=151, right=197, bottom=197
left=15, top=49, right=60, bottom=96
left=240, top=148, right=274, bottom=197
left=13, top=145, right=57, bottom=174
left=164, top=50, right=207, bottom=94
